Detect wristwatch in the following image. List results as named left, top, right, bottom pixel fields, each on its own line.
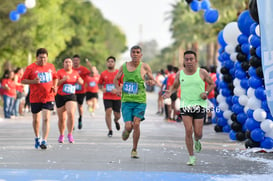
left=205, top=91, right=209, bottom=95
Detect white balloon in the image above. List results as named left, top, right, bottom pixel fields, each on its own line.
left=25, top=0, right=36, bottom=9
left=253, top=108, right=267, bottom=122
left=234, top=87, right=246, bottom=96
left=225, top=44, right=235, bottom=54
left=261, top=119, right=273, bottom=133
left=219, top=102, right=229, bottom=111
left=244, top=106, right=250, bottom=113
left=223, top=22, right=241, bottom=46
left=233, top=78, right=241, bottom=87
left=216, top=94, right=226, bottom=103
left=228, top=119, right=233, bottom=126
left=223, top=110, right=233, bottom=120
left=238, top=95, right=248, bottom=106
left=255, top=25, right=260, bottom=37
left=230, top=52, right=238, bottom=62
left=247, top=97, right=261, bottom=110
left=265, top=130, right=273, bottom=139
left=247, top=88, right=255, bottom=98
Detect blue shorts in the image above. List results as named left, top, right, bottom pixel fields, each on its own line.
left=121, top=102, right=146, bottom=122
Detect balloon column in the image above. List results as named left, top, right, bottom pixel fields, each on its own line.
left=216, top=8, right=273, bottom=150
left=9, top=0, right=36, bottom=22
left=185, top=0, right=219, bottom=24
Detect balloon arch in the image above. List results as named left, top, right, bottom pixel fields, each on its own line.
left=185, top=0, right=273, bottom=150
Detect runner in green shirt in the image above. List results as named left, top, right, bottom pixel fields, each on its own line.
left=164, top=50, right=215, bottom=166
left=114, top=45, right=155, bottom=159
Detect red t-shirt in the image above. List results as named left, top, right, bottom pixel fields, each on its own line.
left=73, top=66, right=90, bottom=94
left=22, top=62, right=57, bottom=103
left=85, top=74, right=100, bottom=93
left=1, top=78, right=16, bottom=98
left=15, top=73, right=24, bottom=93
left=167, top=72, right=176, bottom=90
left=206, top=72, right=217, bottom=99
left=98, top=69, right=122, bottom=100
left=57, top=69, right=81, bottom=96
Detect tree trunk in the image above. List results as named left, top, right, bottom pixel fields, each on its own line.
left=206, top=42, right=214, bottom=68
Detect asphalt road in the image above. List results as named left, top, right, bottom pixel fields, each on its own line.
left=0, top=92, right=273, bottom=181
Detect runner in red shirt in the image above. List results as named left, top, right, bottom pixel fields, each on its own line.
left=85, top=66, right=100, bottom=116
left=56, top=58, right=83, bottom=144
left=21, top=48, right=58, bottom=150
left=1, top=70, right=16, bottom=119
left=98, top=56, right=123, bottom=137
left=72, top=54, right=91, bottom=130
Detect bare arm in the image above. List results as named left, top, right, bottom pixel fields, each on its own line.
left=113, top=65, right=123, bottom=96
left=200, top=68, right=216, bottom=100
left=143, top=63, right=156, bottom=86
left=21, top=78, right=40, bottom=85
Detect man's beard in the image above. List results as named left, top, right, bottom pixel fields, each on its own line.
left=108, top=66, right=114, bottom=70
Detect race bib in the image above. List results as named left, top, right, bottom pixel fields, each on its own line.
left=38, top=72, right=52, bottom=83
left=89, top=81, right=96, bottom=87
left=75, top=83, right=82, bottom=91
left=62, top=84, right=76, bottom=94
left=123, top=82, right=138, bottom=94
left=106, top=84, right=115, bottom=92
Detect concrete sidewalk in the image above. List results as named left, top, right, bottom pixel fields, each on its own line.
left=0, top=92, right=273, bottom=180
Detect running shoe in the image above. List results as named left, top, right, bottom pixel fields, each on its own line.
left=131, top=150, right=139, bottom=159
left=115, top=121, right=120, bottom=131
left=187, top=156, right=196, bottom=166
left=108, top=130, right=113, bottom=137
left=122, top=130, right=130, bottom=141
left=67, top=134, right=74, bottom=143
left=40, top=140, right=47, bottom=150
left=34, top=137, right=40, bottom=149
left=58, top=135, right=64, bottom=143
left=194, top=139, right=202, bottom=153
left=78, top=117, right=82, bottom=130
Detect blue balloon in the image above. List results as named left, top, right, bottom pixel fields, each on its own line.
left=238, top=34, right=249, bottom=44
left=219, top=81, right=228, bottom=89
left=241, top=43, right=250, bottom=55
left=256, top=46, right=261, bottom=58
left=216, top=110, right=223, bottom=118
left=204, top=8, right=219, bottom=23
left=260, top=137, right=273, bottom=149
left=245, top=118, right=260, bottom=131
left=247, top=109, right=254, bottom=118
left=229, top=68, right=235, bottom=76
left=237, top=113, right=248, bottom=124
left=226, top=96, right=233, bottom=106
left=255, top=87, right=266, bottom=101
left=221, top=88, right=231, bottom=97
left=250, top=23, right=258, bottom=35
left=249, top=76, right=263, bottom=88
left=223, top=125, right=231, bottom=133
left=248, top=66, right=257, bottom=77
left=229, top=130, right=237, bottom=140
left=190, top=0, right=201, bottom=12
left=223, top=60, right=234, bottom=69
left=218, top=117, right=228, bottom=127
left=232, top=96, right=239, bottom=104
left=237, top=10, right=255, bottom=36
left=9, top=10, right=20, bottom=21
left=262, top=100, right=270, bottom=113
left=232, top=103, right=244, bottom=114
left=235, top=62, right=242, bottom=69
left=240, top=78, right=249, bottom=89
left=201, top=0, right=211, bottom=10
left=17, top=3, right=27, bottom=14
left=250, top=35, right=261, bottom=48
left=221, top=52, right=230, bottom=61
left=218, top=30, right=227, bottom=47
left=251, top=128, right=265, bottom=142
left=235, top=69, right=247, bottom=79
